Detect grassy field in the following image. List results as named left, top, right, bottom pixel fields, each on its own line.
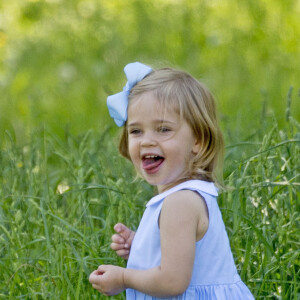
left=0, top=106, right=299, bottom=299
left=0, top=1, right=300, bottom=299
left=1, top=0, right=300, bottom=143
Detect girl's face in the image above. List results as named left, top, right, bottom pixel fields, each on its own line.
left=127, top=92, right=200, bottom=193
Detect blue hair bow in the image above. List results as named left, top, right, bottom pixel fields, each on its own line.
left=107, top=62, right=152, bottom=127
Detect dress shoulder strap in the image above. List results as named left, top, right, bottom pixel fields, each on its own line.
left=146, top=180, right=218, bottom=207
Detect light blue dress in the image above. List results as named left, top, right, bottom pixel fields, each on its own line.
left=126, top=180, right=254, bottom=299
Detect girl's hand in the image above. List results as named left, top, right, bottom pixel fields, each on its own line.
left=111, top=223, right=135, bottom=259
left=89, top=265, right=125, bottom=296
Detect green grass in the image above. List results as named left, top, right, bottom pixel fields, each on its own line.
left=0, top=115, right=299, bottom=299
left=220, top=116, right=300, bottom=299
left=1, top=1, right=299, bottom=298
left=1, top=0, right=300, bottom=142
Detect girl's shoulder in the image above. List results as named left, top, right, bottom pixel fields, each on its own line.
left=163, top=189, right=205, bottom=212
left=162, top=190, right=207, bottom=220
left=161, top=189, right=209, bottom=239
left=146, top=179, right=218, bottom=208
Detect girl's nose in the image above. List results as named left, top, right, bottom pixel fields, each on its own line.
left=140, top=132, right=157, bottom=147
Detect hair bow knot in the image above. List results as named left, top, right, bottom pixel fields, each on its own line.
left=107, top=62, right=152, bottom=127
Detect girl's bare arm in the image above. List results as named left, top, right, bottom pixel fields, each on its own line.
left=90, top=190, right=208, bottom=297
left=123, top=190, right=207, bottom=297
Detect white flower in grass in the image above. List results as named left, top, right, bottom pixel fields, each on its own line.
left=261, top=207, right=268, bottom=217
left=269, top=199, right=278, bottom=212
left=250, top=197, right=261, bottom=208
left=32, top=165, right=40, bottom=174
left=56, top=181, right=70, bottom=194
left=277, top=286, right=282, bottom=296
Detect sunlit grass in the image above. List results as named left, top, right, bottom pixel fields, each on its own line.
left=0, top=115, right=299, bottom=299
left=0, top=127, right=151, bottom=299
left=1, top=0, right=300, bottom=144
left=1, top=1, right=299, bottom=298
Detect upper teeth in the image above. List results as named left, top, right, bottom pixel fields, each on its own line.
left=144, top=155, right=158, bottom=158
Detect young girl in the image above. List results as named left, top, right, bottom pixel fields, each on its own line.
left=89, top=62, right=254, bottom=299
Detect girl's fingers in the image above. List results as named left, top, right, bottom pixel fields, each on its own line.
left=114, top=223, right=127, bottom=233
left=111, top=242, right=123, bottom=251
left=111, top=234, right=125, bottom=244
left=111, top=242, right=130, bottom=258
left=89, top=270, right=100, bottom=283
left=116, top=249, right=130, bottom=258
left=111, top=224, right=133, bottom=259
left=97, top=264, right=106, bottom=272
left=111, top=241, right=130, bottom=250
left=92, top=283, right=101, bottom=292
left=114, top=223, right=132, bottom=239
left=111, top=243, right=130, bottom=256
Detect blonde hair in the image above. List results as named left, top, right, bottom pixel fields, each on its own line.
left=119, top=68, right=224, bottom=187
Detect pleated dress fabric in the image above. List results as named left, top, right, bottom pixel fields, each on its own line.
left=126, top=180, right=254, bottom=299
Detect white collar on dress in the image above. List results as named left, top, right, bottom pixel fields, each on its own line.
left=146, top=180, right=218, bottom=207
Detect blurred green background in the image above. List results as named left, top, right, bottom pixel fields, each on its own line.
left=1, top=1, right=300, bottom=298
left=0, top=0, right=299, bottom=144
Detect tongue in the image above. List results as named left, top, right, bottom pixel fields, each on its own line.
left=142, top=158, right=164, bottom=170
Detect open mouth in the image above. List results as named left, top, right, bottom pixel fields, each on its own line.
left=142, top=155, right=164, bottom=171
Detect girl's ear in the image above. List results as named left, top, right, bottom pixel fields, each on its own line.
left=192, top=139, right=201, bottom=155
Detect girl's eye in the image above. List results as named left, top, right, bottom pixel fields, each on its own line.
left=129, top=129, right=142, bottom=135
left=158, top=127, right=171, bottom=133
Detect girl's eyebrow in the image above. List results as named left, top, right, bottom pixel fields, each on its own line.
left=127, top=122, right=140, bottom=127
left=156, top=119, right=177, bottom=125
left=128, top=119, right=177, bottom=127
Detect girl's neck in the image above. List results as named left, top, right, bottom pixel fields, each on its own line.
left=157, top=178, right=191, bottom=194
